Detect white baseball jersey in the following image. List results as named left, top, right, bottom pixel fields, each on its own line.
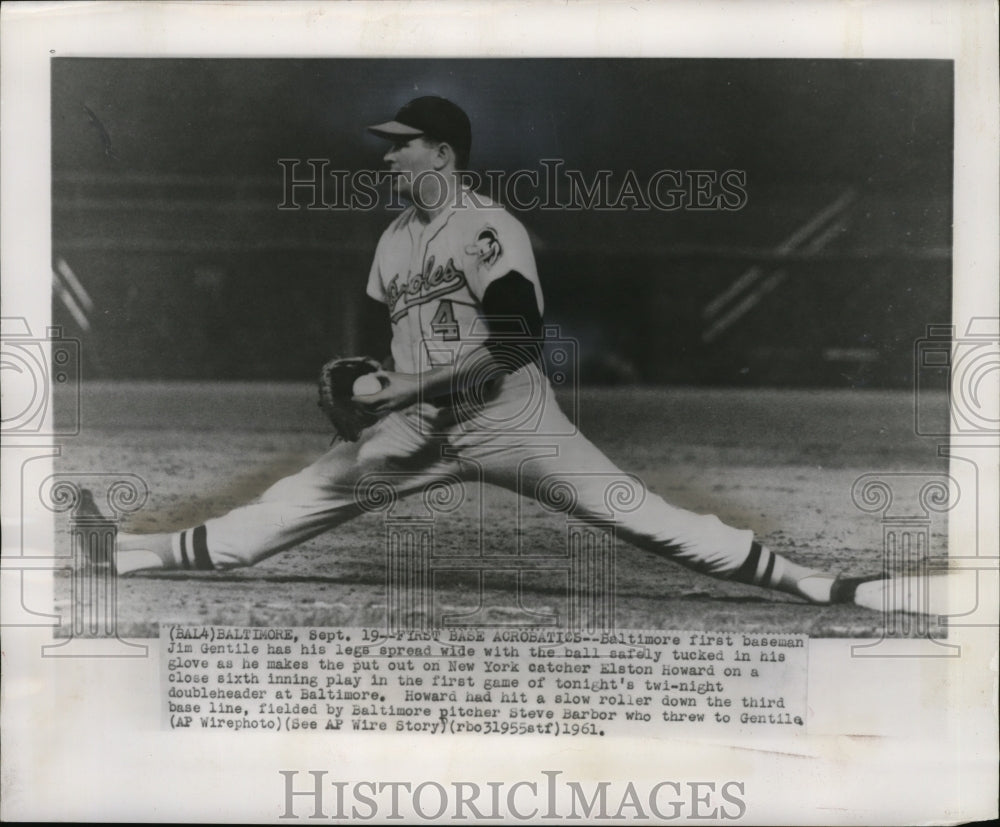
left=366, top=191, right=545, bottom=373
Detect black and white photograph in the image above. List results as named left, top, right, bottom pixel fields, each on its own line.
left=44, top=54, right=958, bottom=635
left=2, top=2, right=997, bottom=824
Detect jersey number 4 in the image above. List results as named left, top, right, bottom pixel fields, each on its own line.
left=430, top=300, right=460, bottom=341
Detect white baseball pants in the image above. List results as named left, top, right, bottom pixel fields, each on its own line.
left=196, top=366, right=754, bottom=577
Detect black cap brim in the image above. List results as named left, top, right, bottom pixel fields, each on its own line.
left=367, top=120, right=425, bottom=140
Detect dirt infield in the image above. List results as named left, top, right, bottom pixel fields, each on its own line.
left=52, top=383, right=948, bottom=638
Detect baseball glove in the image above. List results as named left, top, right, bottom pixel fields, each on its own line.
left=317, top=355, right=382, bottom=442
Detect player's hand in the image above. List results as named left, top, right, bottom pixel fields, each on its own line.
left=352, top=371, right=420, bottom=414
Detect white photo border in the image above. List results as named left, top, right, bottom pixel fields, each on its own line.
left=2, top=2, right=997, bottom=824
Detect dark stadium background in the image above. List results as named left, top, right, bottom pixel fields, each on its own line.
left=51, top=58, right=952, bottom=387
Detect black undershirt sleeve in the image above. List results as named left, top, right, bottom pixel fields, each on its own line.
left=361, top=296, right=392, bottom=365
left=480, top=270, right=543, bottom=371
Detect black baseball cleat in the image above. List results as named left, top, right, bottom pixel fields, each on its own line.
left=76, top=488, right=116, bottom=567
left=829, top=574, right=887, bottom=605
left=76, top=488, right=107, bottom=520
left=831, top=573, right=948, bottom=614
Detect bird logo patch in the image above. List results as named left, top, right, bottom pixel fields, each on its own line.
left=466, top=227, right=502, bottom=269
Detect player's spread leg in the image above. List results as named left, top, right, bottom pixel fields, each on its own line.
left=726, top=540, right=830, bottom=601
left=78, top=489, right=216, bottom=574
left=92, top=412, right=457, bottom=575
left=112, top=525, right=227, bottom=574
left=723, top=542, right=882, bottom=605
left=113, top=530, right=186, bottom=574
left=466, top=389, right=904, bottom=610
left=90, top=422, right=930, bottom=611
left=73, top=488, right=180, bottom=574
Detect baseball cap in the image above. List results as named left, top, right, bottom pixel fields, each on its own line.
left=367, top=96, right=472, bottom=161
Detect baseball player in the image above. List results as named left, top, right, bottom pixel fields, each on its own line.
left=100, top=95, right=898, bottom=612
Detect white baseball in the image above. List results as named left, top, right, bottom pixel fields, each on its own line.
left=352, top=374, right=383, bottom=396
